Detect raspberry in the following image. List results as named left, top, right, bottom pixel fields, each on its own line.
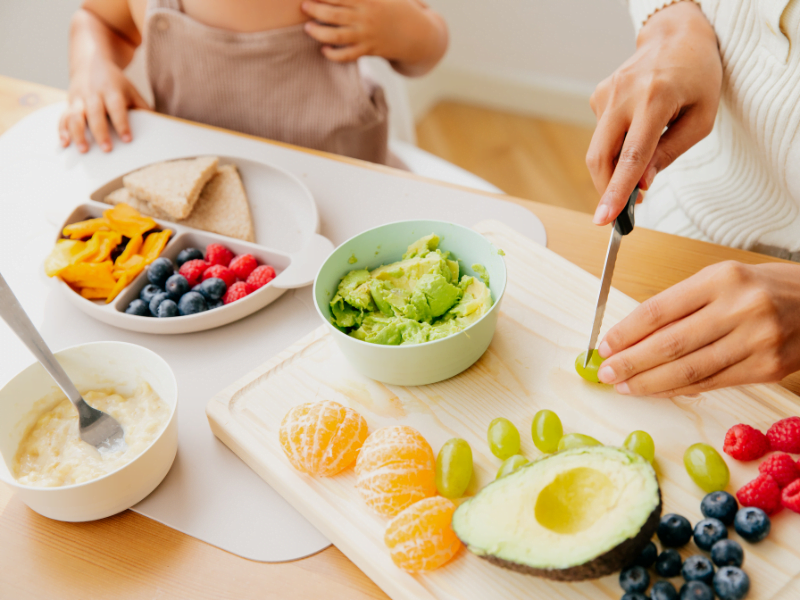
left=205, top=243, right=234, bottom=267
left=223, top=281, right=249, bottom=304
left=202, top=264, right=236, bottom=288
left=736, top=474, right=782, bottom=515
left=229, top=254, right=258, bottom=280
left=246, top=265, right=276, bottom=292
left=178, top=259, right=208, bottom=286
left=782, top=479, right=800, bottom=513
left=766, top=417, right=800, bottom=454
left=758, top=453, right=800, bottom=488
left=723, top=424, right=770, bottom=461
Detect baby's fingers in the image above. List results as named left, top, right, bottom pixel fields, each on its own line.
left=301, top=1, right=354, bottom=26
left=58, top=111, right=71, bottom=147
left=86, top=95, right=112, bottom=152
left=65, top=100, right=89, bottom=153
left=104, top=91, right=132, bottom=143
left=321, top=43, right=368, bottom=63
left=304, top=21, right=359, bottom=46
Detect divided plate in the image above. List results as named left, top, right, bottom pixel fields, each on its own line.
left=54, top=155, right=334, bottom=334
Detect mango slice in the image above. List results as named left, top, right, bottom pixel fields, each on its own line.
left=60, top=261, right=117, bottom=290
left=103, top=203, right=157, bottom=238
left=115, top=234, right=143, bottom=266
left=140, top=230, right=172, bottom=264
left=44, top=240, right=86, bottom=277
left=62, top=217, right=111, bottom=240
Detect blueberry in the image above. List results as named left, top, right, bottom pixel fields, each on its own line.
left=650, top=580, right=678, bottom=600
left=714, top=566, right=750, bottom=600
left=177, top=291, right=208, bottom=315
left=156, top=299, right=178, bottom=317
left=693, top=517, right=728, bottom=551
left=140, top=283, right=162, bottom=304
left=125, top=299, right=150, bottom=316
left=632, top=541, right=657, bottom=569
left=147, top=257, right=174, bottom=288
left=176, top=247, right=203, bottom=267
left=655, top=549, right=683, bottom=578
left=622, top=594, right=648, bottom=600
left=149, top=291, right=172, bottom=317
left=198, top=277, right=227, bottom=301
left=165, top=273, right=190, bottom=299
left=207, top=298, right=224, bottom=310
left=734, top=507, right=770, bottom=543
left=619, top=566, right=650, bottom=594
left=682, top=555, right=715, bottom=585
left=657, top=514, right=693, bottom=547
left=711, top=539, right=744, bottom=568
left=680, top=581, right=714, bottom=600
left=701, top=491, right=738, bottom=526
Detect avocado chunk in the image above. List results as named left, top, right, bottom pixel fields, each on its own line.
left=452, top=446, right=662, bottom=581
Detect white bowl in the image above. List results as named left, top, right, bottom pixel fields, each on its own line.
left=0, top=342, right=178, bottom=522
left=313, top=220, right=507, bottom=386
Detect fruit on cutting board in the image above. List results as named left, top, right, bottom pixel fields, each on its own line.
left=557, top=433, right=602, bottom=451
left=496, top=455, right=529, bottom=479
left=279, top=401, right=368, bottom=476
left=531, top=409, right=563, bottom=453
left=575, top=350, right=605, bottom=383
left=684, top=443, right=730, bottom=493
left=383, top=496, right=462, bottom=571
left=435, top=438, right=473, bottom=499
left=624, top=430, right=655, bottom=464
left=487, top=417, right=521, bottom=460
left=355, top=425, right=436, bottom=517
left=451, top=446, right=661, bottom=580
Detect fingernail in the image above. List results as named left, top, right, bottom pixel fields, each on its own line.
left=643, top=165, right=657, bottom=189
left=598, top=341, right=613, bottom=358
left=122, top=134, right=131, bottom=143
left=593, top=204, right=610, bottom=225
left=616, top=382, right=630, bottom=395
left=102, top=143, right=111, bottom=152
left=79, top=144, right=88, bottom=153
left=598, top=365, right=616, bottom=384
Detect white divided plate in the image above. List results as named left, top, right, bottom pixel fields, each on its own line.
left=56, top=155, right=334, bottom=334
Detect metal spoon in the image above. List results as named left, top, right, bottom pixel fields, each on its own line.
left=0, top=273, right=126, bottom=454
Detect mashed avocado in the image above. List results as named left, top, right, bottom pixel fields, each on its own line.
left=330, top=234, right=493, bottom=345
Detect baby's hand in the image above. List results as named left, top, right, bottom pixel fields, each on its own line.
left=301, top=0, right=446, bottom=76
left=59, top=57, right=149, bottom=153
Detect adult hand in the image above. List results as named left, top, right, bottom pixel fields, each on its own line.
left=59, top=58, right=148, bottom=153
left=301, top=0, right=447, bottom=76
left=587, top=1, right=722, bottom=225
left=596, top=262, right=800, bottom=396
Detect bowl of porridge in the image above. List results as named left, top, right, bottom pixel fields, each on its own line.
left=0, top=341, right=178, bottom=521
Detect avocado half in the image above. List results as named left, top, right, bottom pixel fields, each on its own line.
left=452, top=446, right=662, bottom=581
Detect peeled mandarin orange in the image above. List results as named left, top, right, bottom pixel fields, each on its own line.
left=384, top=496, right=462, bottom=571
left=355, top=425, right=436, bottom=517
left=279, top=401, right=368, bottom=477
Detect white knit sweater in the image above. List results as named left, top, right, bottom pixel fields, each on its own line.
left=628, top=0, right=800, bottom=258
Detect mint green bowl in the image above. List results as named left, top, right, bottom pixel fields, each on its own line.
left=313, top=220, right=507, bottom=386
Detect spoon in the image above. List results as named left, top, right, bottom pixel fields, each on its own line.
left=0, top=273, right=126, bottom=454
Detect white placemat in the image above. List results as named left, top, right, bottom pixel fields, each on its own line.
left=0, top=104, right=547, bottom=562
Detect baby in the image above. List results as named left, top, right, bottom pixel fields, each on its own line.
left=60, top=0, right=448, bottom=165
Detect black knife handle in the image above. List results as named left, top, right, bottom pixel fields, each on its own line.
left=614, top=187, right=638, bottom=236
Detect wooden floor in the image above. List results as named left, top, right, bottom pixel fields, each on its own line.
left=416, top=101, right=599, bottom=214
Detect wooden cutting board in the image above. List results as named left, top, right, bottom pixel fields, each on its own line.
left=206, top=220, right=800, bottom=600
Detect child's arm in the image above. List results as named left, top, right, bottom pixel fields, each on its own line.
left=301, top=0, right=448, bottom=77
left=60, top=1, right=148, bottom=153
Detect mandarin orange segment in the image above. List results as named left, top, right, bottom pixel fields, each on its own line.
left=384, top=496, right=462, bottom=571
left=355, top=425, right=436, bottom=517
left=279, top=401, right=368, bottom=477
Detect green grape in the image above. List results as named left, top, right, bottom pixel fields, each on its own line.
left=575, top=350, right=606, bottom=383
left=531, top=409, right=563, bottom=453
left=624, top=430, right=656, bottom=463
left=496, top=454, right=529, bottom=479
left=684, top=443, right=730, bottom=493
left=557, top=433, right=602, bottom=451
left=435, top=438, right=473, bottom=498
left=487, top=418, right=521, bottom=459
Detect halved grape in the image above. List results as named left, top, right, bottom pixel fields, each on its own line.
left=532, top=409, right=563, bottom=453
left=488, top=418, right=521, bottom=459
left=575, top=350, right=605, bottom=383
left=557, top=432, right=602, bottom=451
left=496, top=454, right=529, bottom=479
left=684, top=443, right=730, bottom=493
left=624, top=430, right=656, bottom=463
left=436, top=438, right=473, bottom=498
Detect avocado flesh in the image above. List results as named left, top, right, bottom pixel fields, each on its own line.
left=452, top=446, right=662, bottom=581
left=330, top=235, right=493, bottom=345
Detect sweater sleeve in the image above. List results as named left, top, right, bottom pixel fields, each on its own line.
left=627, top=0, right=692, bottom=35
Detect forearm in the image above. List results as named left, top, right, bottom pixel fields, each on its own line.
left=69, top=8, right=137, bottom=79
left=389, top=8, right=448, bottom=77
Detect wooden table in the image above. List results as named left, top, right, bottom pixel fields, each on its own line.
left=1, top=75, right=797, bottom=600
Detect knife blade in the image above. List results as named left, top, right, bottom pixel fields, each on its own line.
left=583, top=186, right=639, bottom=368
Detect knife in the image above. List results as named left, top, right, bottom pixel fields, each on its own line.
left=583, top=186, right=639, bottom=368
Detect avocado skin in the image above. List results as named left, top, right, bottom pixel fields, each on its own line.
left=462, top=489, right=662, bottom=581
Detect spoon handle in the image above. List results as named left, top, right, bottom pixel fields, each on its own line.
left=0, top=272, right=84, bottom=406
